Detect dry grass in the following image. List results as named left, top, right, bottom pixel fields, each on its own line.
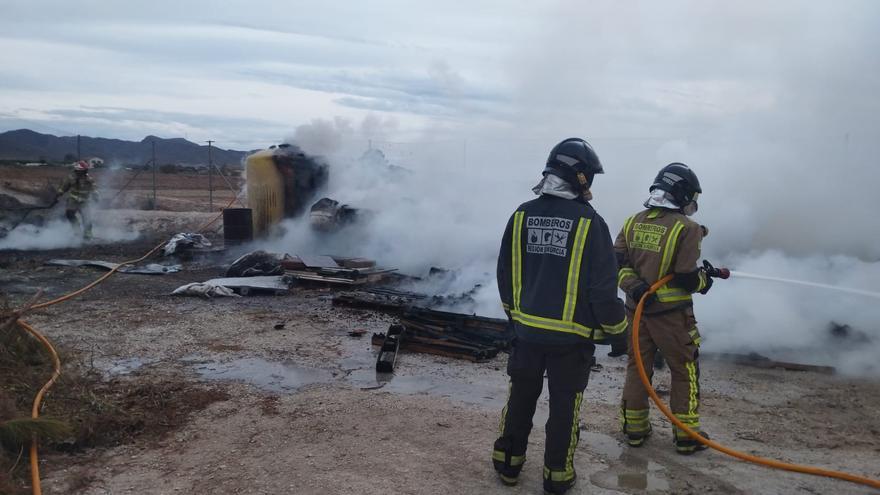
left=0, top=304, right=230, bottom=492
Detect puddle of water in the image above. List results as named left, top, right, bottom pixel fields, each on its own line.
left=339, top=353, right=513, bottom=408
left=188, top=356, right=334, bottom=393
left=591, top=469, right=671, bottom=493
left=581, top=431, right=624, bottom=459
left=616, top=471, right=669, bottom=491
left=616, top=454, right=670, bottom=491
left=186, top=352, right=512, bottom=408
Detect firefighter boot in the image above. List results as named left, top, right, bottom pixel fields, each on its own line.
left=607, top=340, right=627, bottom=357
left=492, top=438, right=525, bottom=486
left=675, top=430, right=710, bottom=455
left=543, top=472, right=576, bottom=495
left=620, top=407, right=652, bottom=447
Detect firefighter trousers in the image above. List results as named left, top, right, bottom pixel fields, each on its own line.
left=493, top=340, right=594, bottom=487
left=65, top=206, right=92, bottom=238
left=620, top=307, right=702, bottom=441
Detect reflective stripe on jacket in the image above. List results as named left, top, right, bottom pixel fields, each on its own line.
left=497, top=195, right=626, bottom=345
left=614, top=208, right=707, bottom=313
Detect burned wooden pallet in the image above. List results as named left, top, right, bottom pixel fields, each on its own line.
left=702, top=352, right=836, bottom=374
left=333, top=287, right=429, bottom=313
left=371, top=333, right=495, bottom=362
left=278, top=254, right=392, bottom=287
left=371, top=306, right=513, bottom=364
left=401, top=307, right=511, bottom=348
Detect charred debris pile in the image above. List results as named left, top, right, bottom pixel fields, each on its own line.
left=169, top=247, right=514, bottom=365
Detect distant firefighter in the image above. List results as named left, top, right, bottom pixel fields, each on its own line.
left=56, top=160, right=99, bottom=239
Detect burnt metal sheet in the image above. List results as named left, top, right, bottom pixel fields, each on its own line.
left=202, top=275, right=291, bottom=296
left=45, top=259, right=181, bottom=275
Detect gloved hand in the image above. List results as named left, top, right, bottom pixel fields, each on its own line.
left=699, top=273, right=714, bottom=295
left=630, top=283, right=657, bottom=307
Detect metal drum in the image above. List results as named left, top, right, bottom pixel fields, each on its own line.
left=223, top=208, right=254, bottom=245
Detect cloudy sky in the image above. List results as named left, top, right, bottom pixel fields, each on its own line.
left=2, top=0, right=877, bottom=151
left=3, top=1, right=880, bottom=369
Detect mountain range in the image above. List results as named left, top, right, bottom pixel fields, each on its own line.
left=0, top=129, right=248, bottom=166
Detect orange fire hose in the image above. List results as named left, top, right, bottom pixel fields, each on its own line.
left=632, top=274, right=880, bottom=490
left=16, top=320, right=61, bottom=495
left=16, top=195, right=237, bottom=495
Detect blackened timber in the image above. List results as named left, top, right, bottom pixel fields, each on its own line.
left=375, top=324, right=404, bottom=372
left=702, top=352, right=836, bottom=374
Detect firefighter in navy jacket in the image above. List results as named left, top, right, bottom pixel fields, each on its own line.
left=493, top=138, right=626, bottom=495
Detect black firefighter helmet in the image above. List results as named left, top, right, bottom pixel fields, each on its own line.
left=650, top=162, right=702, bottom=210
left=543, top=138, right=604, bottom=193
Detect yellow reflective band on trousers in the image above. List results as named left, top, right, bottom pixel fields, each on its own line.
left=562, top=218, right=591, bottom=322
left=673, top=413, right=700, bottom=439
left=620, top=408, right=651, bottom=433
left=688, top=328, right=701, bottom=346
left=563, top=391, right=583, bottom=479
left=499, top=382, right=512, bottom=434
left=492, top=450, right=525, bottom=466
left=544, top=466, right=575, bottom=482
left=686, top=361, right=699, bottom=417
left=511, top=211, right=525, bottom=312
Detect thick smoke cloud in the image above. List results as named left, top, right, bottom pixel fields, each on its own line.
left=0, top=208, right=139, bottom=250
left=257, top=0, right=880, bottom=375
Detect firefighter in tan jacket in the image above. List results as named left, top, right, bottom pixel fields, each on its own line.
left=56, top=160, right=99, bottom=240
left=615, top=163, right=713, bottom=455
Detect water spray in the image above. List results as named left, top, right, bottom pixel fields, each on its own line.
left=701, top=259, right=880, bottom=299
left=727, top=270, right=880, bottom=299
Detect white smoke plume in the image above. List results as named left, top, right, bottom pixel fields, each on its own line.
left=253, top=120, right=880, bottom=376
left=254, top=1, right=880, bottom=374
left=0, top=205, right=139, bottom=250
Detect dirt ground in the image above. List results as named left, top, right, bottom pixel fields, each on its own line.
left=1, top=209, right=879, bottom=495
left=1, top=164, right=242, bottom=213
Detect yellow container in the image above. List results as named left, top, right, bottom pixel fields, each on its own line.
left=245, top=150, right=284, bottom=236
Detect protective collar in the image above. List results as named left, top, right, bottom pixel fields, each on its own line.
left=643, top=189, right=698, bottom=216
left=644, top=188, right=679, bottom=209
left=533, top=173, right=579, bottom=200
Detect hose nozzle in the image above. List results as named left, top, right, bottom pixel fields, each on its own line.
left=703, top=259, right=730, bottom=279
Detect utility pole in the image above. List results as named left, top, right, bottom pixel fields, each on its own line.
left=77, top=134, right=81, bottom=161
left=151, top=140, right=157, bottom=210
left=207, top=140, right=215, bottom=211
left=462, top=139, right=467, bottom=170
